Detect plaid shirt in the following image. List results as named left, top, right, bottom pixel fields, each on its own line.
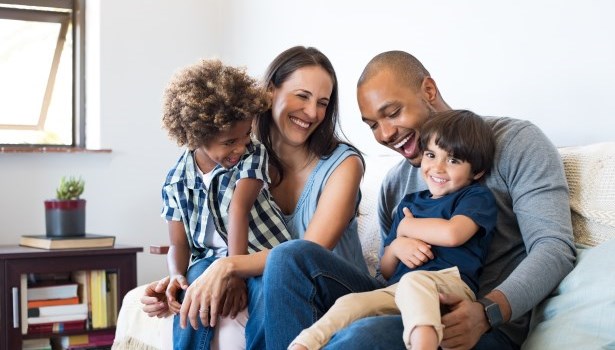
left=161, top=149, right=213, bottom=261
left=209, top=141, right=291, bottom=253
left=161, top=141, right=290, bottom=260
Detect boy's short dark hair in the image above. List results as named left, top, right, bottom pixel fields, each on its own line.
left=419, top=110, right=495, bottom=175
left=162, top=59, right=269, bottom=150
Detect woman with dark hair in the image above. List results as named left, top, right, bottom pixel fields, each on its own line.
left=142, top=46, right=368, bottom=350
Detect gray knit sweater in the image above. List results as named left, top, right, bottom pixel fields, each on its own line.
left=377, top=117, right=576, bottom=346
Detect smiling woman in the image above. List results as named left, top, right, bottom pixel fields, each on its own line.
left=0, top=0, right=85, bottom=147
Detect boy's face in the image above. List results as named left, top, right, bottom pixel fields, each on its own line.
left=421, top=136, right=483, bottom=199
left=358, top=69, right=435, bottom=167
left=198, top=119, right=253, bottom=171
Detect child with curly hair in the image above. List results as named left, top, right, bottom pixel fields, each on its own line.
left=160, top=59, right=291, bottom=347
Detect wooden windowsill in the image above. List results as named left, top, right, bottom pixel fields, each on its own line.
left=0, top=146, right=112, bottom=153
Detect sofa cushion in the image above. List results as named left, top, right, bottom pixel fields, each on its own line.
left=559, top=142, right=615, bottom=247
left=522, top=238, right=615, bottom=349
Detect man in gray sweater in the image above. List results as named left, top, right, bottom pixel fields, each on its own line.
left=263, top=51, right=576, bottom=349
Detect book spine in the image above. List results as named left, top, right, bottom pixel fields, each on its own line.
left=27, top=320, right=86, bottom=334
left=27, top=284, right=78, bottom=301
left=27, top=296, right=79, bottom=308
left=28, top=303, right=87, bottom=317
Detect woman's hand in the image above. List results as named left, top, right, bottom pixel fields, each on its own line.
left=179, top=258, right=234, bottom=329
left=141, top=276, right=172, bottom=318
left=166, top=274, right=189, bottom=314
left=391, top=236, right=433, bottom=269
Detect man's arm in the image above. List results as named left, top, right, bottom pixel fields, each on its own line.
left=441, top=122, right=576, bottom=349
left=490, top=124, right=575, bottom=319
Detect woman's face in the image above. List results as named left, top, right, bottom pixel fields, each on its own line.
left=270, top=65, right=334, bottom=148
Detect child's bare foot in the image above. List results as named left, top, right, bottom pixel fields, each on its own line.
left=289, top=343, right=308, bottom=350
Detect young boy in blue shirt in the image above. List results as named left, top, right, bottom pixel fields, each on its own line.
left=290, top=110, right=496, bottom=350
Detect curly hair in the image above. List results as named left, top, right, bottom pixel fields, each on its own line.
left=162, top=59, right=270, bottom=150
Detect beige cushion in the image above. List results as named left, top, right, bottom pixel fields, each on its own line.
left=559, top=142, right=615, bottom=247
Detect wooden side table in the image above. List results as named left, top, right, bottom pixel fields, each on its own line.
left=0, top=244, right=143, bottom=350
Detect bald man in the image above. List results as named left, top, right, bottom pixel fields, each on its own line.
left=259, top=51, right=575, bottom=350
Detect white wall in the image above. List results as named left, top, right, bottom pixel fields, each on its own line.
left=218, top=0, right=615, bottom=156
left=1, top=0, right=613, bottom=285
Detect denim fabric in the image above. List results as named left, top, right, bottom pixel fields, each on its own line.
left=261, top=240, right=384, bottom=350
left=245, top=276, right=264, bottom=350
left=173, top=256, right=218, bottom=350
left=323, top=315, right=518, bottom=350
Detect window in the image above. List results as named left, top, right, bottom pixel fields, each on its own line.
left=0, top=0, right=84, bottom=148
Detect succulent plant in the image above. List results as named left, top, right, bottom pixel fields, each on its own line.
left=56, top=176, right=85, bottom=200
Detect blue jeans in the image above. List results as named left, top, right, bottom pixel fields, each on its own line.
left=259, top=240, right=384, bottom=350
left=323, top=315, right=519, bottom=350
left=173, top=256, right=218, bottom=350
left=245, top=276, right=265, bottom=350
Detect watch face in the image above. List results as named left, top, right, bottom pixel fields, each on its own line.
left=479, top=298, right=503, bottom=328
left=486, top=304, right=503, bottom=327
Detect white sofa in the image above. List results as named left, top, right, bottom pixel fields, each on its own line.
left=112, top=142, right=615, bottom=350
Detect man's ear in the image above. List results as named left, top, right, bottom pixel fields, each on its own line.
left=421, top=77, right=438, bottom=103
left=473, top=170, right=486, bottom=181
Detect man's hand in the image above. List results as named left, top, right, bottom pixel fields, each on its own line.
left=439, top=293, right=489, bottom=350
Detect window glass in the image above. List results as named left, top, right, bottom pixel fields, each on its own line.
left=0, top=1, right=80, bottom=147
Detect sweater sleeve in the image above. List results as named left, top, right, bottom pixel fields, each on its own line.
left=494, top=123, right=576, bottom=320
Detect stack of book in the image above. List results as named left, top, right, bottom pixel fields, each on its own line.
left=20, top=270, right=119, bottom=339
left=26, top=280, right=88, bottom=334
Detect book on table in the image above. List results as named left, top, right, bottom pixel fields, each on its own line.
left=19, top=234, right=115, bottom=250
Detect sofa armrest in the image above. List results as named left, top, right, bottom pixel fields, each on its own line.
left=112, top=285, right=173, bottom=350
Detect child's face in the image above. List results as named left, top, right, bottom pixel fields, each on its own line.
left=198, top=119, right=253, bottom=171
left=420, top=136, right=483, bottom=199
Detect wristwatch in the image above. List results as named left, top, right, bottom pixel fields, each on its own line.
left=477, top=298, right=503, bottom=330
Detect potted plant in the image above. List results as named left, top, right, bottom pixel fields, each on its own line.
left=45, top=176, right=86, bottom=237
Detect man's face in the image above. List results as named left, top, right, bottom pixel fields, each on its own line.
left=358, top=69, right=433, bottom=167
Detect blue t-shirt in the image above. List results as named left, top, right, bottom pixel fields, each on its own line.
left=383, top=182, right=496, bottom=293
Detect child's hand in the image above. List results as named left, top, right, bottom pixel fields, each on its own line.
left=166, top=274, right=189, bottom=314
left=391, top=236, right=433, bottom=269
left=397, top=207, right=415, bottom=238
left=141, top=276, right=172, bottom=318
left=220, top=276, right=247, bottom=318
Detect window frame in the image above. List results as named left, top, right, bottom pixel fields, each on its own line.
left=0, top=0, right=86, bottom=149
